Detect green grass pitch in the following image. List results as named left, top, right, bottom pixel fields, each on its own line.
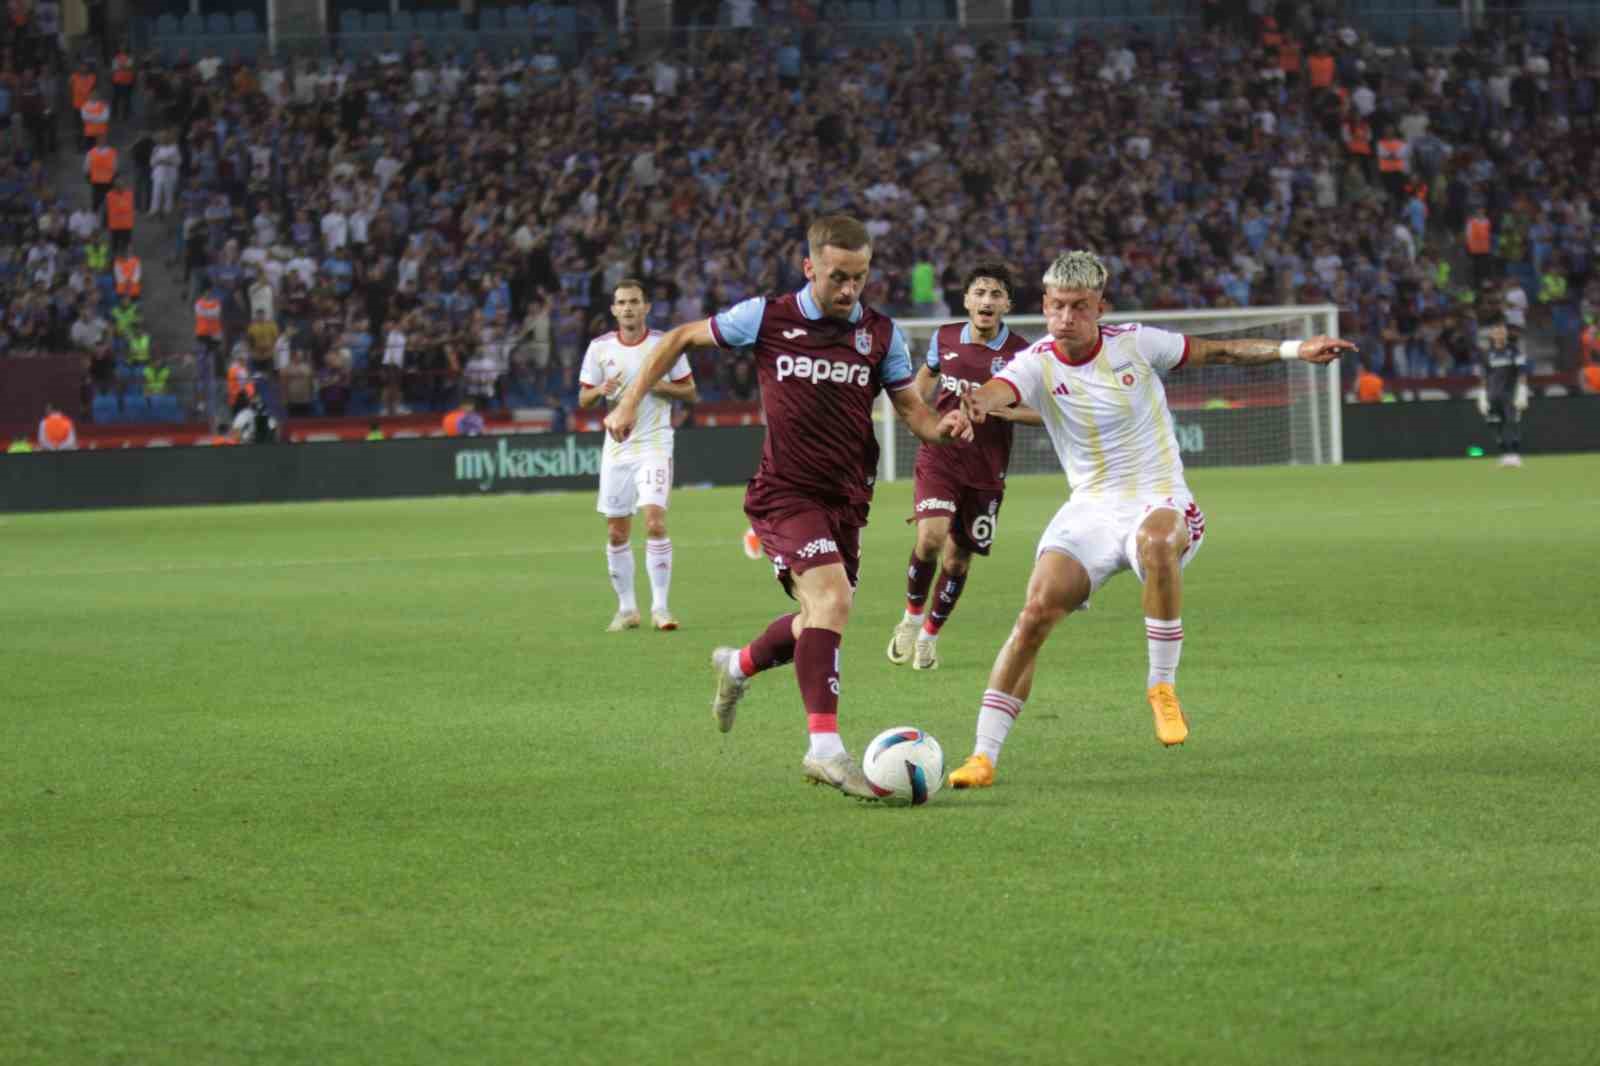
left=3, top=455, right=1598, bottom=1065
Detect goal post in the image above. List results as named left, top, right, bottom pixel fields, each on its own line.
left=875, top=305, right=1342, bottom=483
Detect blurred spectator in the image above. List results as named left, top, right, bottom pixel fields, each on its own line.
left=281, top=348, right=316, bottom=417
left=442, top=397, right=485, bottom=437
left=37, top=404, right=77, bottom=451
left=1355, top=364, right=1385, bottom=403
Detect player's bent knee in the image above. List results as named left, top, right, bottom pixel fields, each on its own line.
left=1137, top=528, right=1187, bottom=571
left=1015, top=600, right=1065, bottom=646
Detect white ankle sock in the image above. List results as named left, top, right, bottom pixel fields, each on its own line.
left=645, top=537, right=673, bottom=613
left=808, top=732, right=845, bottom=759
left=903, top=607, right=924, bottom=624
left=606, top=542, right=636, bottom=613
left=975, top=689, right=1024, bottom=765
left=1145, top=617, right=1183, bottom=687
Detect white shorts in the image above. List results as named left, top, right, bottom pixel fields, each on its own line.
left=1035, top=492, right=1206, bottom=604
left=597, top=452, right=673, bottom=518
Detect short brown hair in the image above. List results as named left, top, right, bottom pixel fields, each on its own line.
left=807, top=215, right=872, bottom=259
left=614, top=279, right=648, bottom=300
left=963, top=262, right=1014, bottom=299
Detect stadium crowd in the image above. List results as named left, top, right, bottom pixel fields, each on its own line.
left=3, top=1, right=1600, bottom=427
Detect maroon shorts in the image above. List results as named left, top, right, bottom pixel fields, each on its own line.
left=745, top=492, right=866, bottom=599
left=909, top=460, right=1004, bottom=556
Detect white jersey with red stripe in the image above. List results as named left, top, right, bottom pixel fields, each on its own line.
left=995, top=323, right=1192, bottom=501
left=579, top=329, right=691, bottom=462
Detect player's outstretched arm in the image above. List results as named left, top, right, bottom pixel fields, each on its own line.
left=990, top=404, right=1043, bottom=427
left=963, top=378, right=1019, bottom=424
left=1186, top=335, right=1357, bottom=367
left=604, top=319, right=716, bottom=442
left=891, top=384, right=973, bottom=444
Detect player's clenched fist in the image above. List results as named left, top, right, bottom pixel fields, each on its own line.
left=1298, top=336, right=1358, bottom=364
left=938, top=406, right=974, bottom=443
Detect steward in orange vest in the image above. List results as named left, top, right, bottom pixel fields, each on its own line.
left=104, top=183, right=135, bottom=255
left=1465, top=213, right=1492, bottom=256
left=196, top=294, right=224, bottom=339
left=69, top=67, right=96, bottom=111
left=80, top=95, right=109, bottom=149
left=38, top=406, right=78, bottom=450
left=114, top=255, right=142, bottom=298
left=1376, top=132, right=1409, bottom=200
left=85, top=139, right=117, bottom=209
left=110, top=50, right=136, bottom=121
left=1307, top=49, right=1335, bottom=90
left=226, top=360, right=256, bottom=409
left=1356, top=367, right=1385, bottom=403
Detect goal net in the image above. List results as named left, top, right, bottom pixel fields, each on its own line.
left=874, top=305, right=1342, bottom=482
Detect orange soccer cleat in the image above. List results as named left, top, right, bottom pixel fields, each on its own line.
left=947, top=753, right=995, bottom=789
left=1147, top=683, right=1189, bottom=747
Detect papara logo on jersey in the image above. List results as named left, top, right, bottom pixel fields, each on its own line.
left=774, top=354, right=871, bottom=387
left=453, top=437, right=601, bottom=490
left=794, top=537, right=839, bottom=559
left=939, top=375, right=978, bottom=397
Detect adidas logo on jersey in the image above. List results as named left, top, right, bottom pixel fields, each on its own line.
left=774, top=354, right=871, bottom=387
left=1052, top=382, right=1071, bottom=397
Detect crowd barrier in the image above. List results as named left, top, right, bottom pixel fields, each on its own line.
left=4, top=399, right=1598, bottom=513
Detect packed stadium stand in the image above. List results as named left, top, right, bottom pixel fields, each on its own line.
left=3, top=0, right=1597, bottom=442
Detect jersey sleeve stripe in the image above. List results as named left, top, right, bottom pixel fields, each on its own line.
left=707, top=315, right=728, bottom=349
left=1173, top=335, right=1191, bottom=371
left=996, top=378, right=1023, bottom=405
left=668, top=372, right=693, bottom=383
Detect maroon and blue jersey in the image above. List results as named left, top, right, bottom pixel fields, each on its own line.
left=711, top=286, right=915, bottom=507
left=923, top=321, right=1031, bottom=488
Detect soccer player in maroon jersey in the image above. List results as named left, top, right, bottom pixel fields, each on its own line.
left=885, top=264, right=1038, bottom=672
left=603, top=215, right=973, bottom=799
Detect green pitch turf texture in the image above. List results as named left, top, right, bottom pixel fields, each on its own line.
left=3, top=455, right=1597, bottom=1065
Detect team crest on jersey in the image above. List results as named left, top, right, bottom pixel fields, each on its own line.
left=854, top=328, right=872, bottom=355
left=1122, top=373, right=1135, bottom=386
left=990, top=356, right=1007, bottom=375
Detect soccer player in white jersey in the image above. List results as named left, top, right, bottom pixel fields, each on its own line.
left=577, top=280, right=699, bottom=632
left=947, top=250, right=1354, bottom=788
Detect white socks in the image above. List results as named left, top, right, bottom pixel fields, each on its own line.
left=975, top=689, right=1024, bottom=765
left=808, top=732, right=845, bottom=759
left=646, top=537, right=673, bottom=613
left=902, top=607, right=924, bottom=624
left=1146, top=617, right=1183, bottom=687
left=606, top=542, right=636, bottom=614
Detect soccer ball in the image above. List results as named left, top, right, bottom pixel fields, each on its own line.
left=862, top=727, right=945, bottom=806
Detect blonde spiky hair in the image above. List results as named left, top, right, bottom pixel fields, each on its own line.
left=1042, top=250, right=1109, bottom=293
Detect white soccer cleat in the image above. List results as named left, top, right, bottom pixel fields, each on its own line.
left=886, top=618, right=919, bottom=665
left=709, top=647, right=748, bottom=733
left=652, top=610, right=679, bottom=631
left=912, top=637, right=939, bottom=671
left=606, top=609, right=641, bottom=632
left=801, top=751, right=882, bottom=800
left=1498, top=454, right=1523, bottom=468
